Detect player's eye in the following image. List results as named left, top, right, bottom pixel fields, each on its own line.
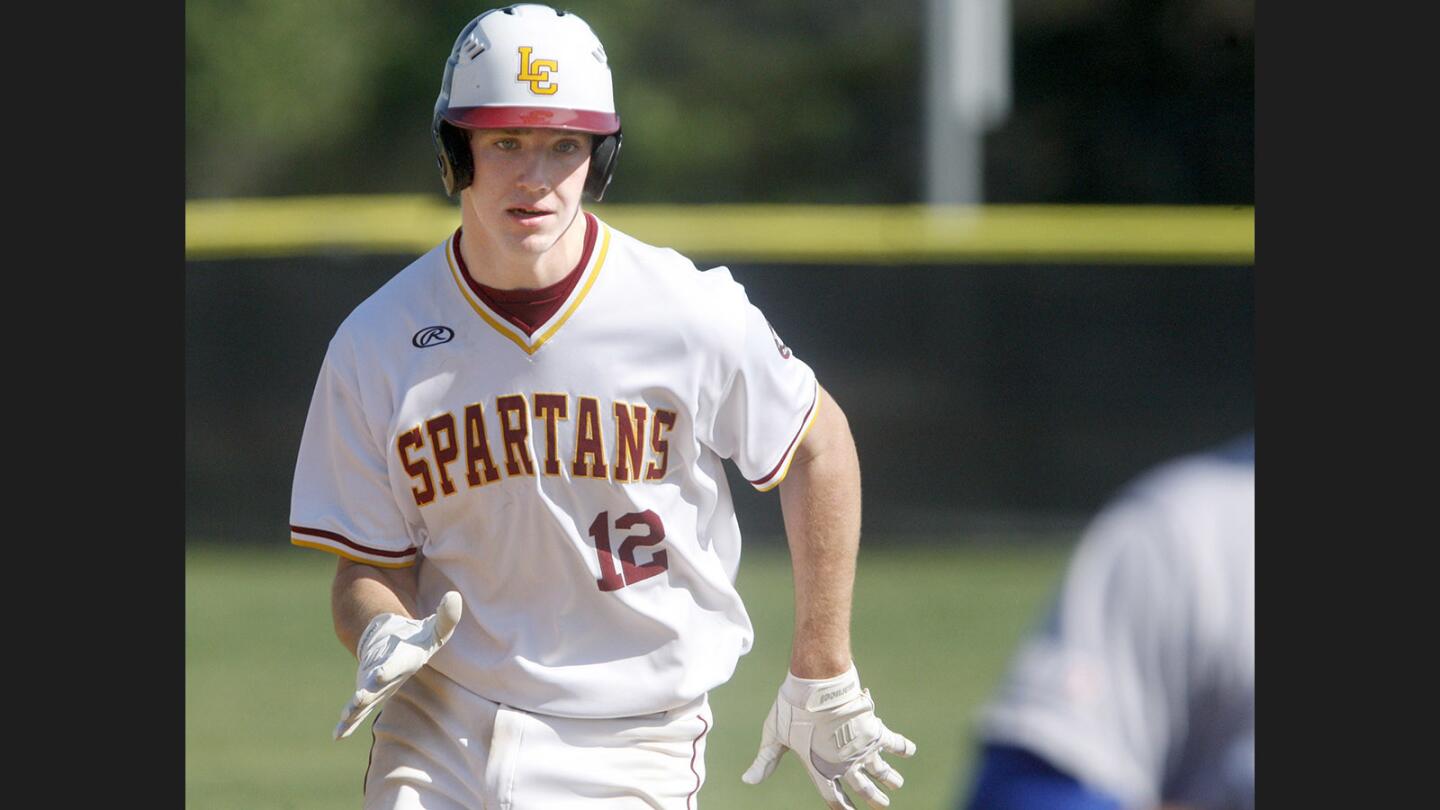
left=494, top=138, right=520, bottom=151
left=554, top=139, right=582, bottom=155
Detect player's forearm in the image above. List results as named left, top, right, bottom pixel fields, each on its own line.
left=778, top=387, right=860, bottom=678
left=331, top=558, right=421, bottom=657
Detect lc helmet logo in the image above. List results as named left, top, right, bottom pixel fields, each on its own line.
left=517, top=46, right=559, bottom=94
left=413, top=326, right=455, bottom=348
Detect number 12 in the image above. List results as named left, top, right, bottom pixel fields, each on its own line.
left=589, top=510, right=668, bottom=591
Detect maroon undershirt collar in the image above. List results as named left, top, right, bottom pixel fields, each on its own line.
left=452, top=212, right=598, bottom=337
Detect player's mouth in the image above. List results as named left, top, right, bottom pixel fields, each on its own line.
left=506, top=206, right=553, bottom=225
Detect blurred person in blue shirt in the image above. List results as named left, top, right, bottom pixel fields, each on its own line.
left=962, top=435, right=1254, bottom=810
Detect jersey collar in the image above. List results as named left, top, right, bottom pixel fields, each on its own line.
left=445, top=214, right=611, bottom=355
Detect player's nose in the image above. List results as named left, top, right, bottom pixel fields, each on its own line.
left=514, top=156, right=551, bottom=194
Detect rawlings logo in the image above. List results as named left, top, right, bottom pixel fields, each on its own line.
left=517, top=46, right=559, bottom=95
left=412, top=326, right=455, bottom=348
left=818, top=684, right=856, bottom=705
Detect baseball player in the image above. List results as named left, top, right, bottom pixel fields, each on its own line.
left=960, top=434, right=1255, bottom=810
left=289, top=5, right=914, bottom=809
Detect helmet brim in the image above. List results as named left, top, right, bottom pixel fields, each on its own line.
left=443, top=106, right=620, bottom=134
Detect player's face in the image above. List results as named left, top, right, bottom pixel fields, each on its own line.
left=463, top=127, right=592, bottom=257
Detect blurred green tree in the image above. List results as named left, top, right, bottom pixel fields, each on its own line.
left=185, top=0, right=924, bottom=201
left=185, top=0, right=1250, bottom=204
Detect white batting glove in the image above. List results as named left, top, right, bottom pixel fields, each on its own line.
left=333, top=591, right=463, bottom=740
left=742, top=664, right=917, bottom=809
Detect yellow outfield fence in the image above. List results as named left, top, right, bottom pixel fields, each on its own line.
left=184, top=196, right=1254, bottom=265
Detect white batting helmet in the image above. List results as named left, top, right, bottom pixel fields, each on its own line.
left=432, top=4, right=622, bottom=199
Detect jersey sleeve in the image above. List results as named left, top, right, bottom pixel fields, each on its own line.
left=699, top=271, right=820, bottom=491
left=289, top=336, right=419, bottom=568
left=975, top=495, right=1187, bottom=807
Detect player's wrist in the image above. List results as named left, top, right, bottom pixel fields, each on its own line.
left=781, top=661, right=861, bottom=711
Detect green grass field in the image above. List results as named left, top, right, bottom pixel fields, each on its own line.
left=185, top=538, right=1071, bottom=809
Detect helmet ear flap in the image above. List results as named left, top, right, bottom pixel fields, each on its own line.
left=585, top=129, right=622, bottom=201
left=436, top=121, right=474, bottom=196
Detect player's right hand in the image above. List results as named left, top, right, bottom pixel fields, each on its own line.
left=333, top=590, right=463, bottom=740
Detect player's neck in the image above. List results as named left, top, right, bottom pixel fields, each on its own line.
left=458, top=209, right=588, bottom=291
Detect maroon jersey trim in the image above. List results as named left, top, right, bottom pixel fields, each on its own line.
left=749, top=384, right=821, bottom=488
left=289, top=524, right=416, bottom=558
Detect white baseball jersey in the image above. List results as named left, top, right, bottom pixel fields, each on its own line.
left=977, top=435, right=1255, bottom=810
left=290, top=213, right=819, bottom=719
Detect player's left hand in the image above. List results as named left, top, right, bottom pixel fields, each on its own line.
left=333, top=591, right=463, bottom=740
left=741, top=664, right=916, bottom=809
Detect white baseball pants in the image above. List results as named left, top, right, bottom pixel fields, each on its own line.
left=363, top=667, right=712, bottom=809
